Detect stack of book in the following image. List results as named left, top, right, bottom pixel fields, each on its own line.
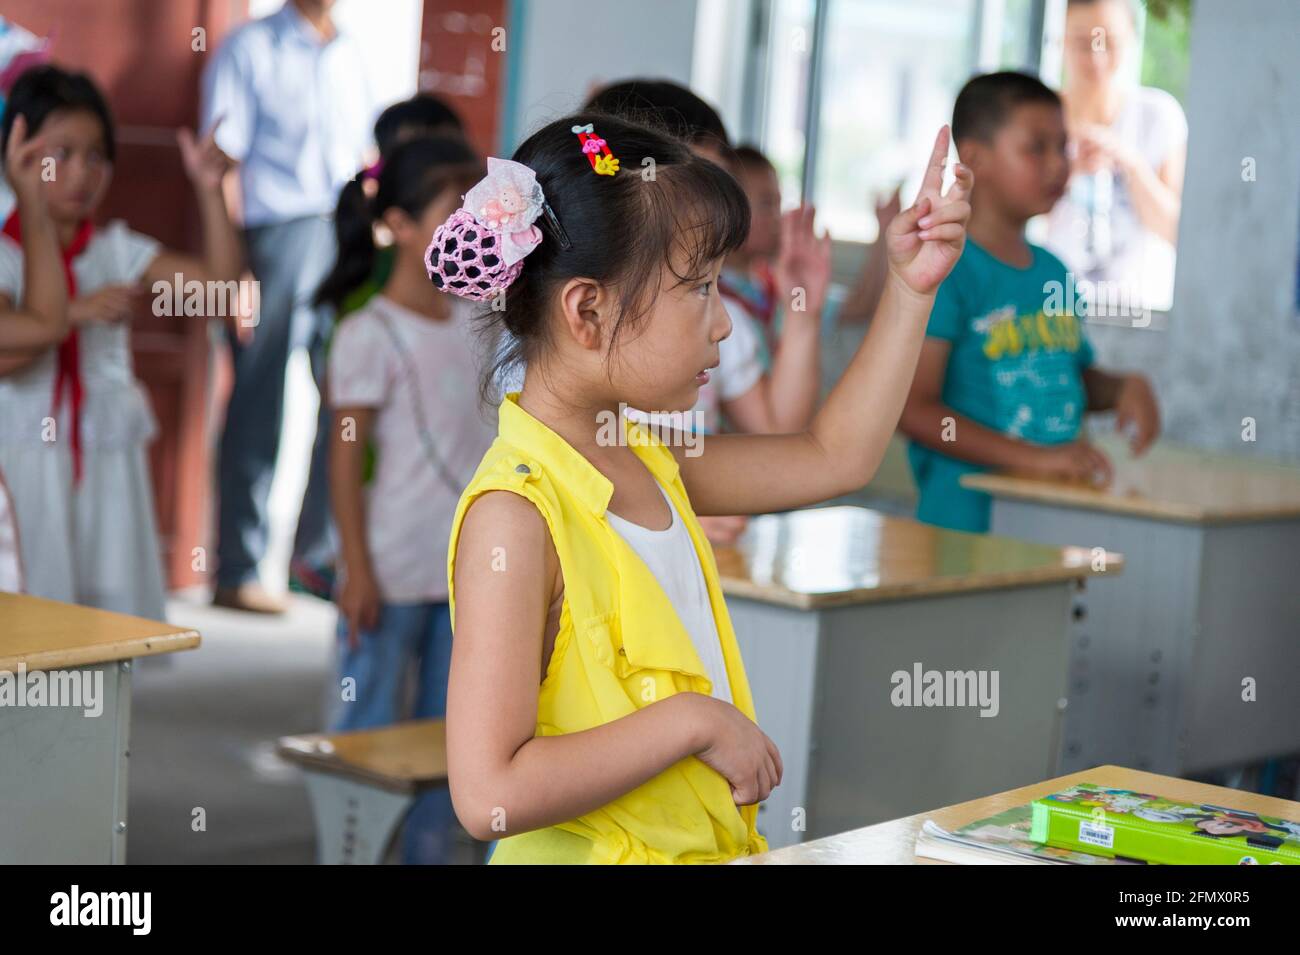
left=915, top=783, right=1300, bottom=865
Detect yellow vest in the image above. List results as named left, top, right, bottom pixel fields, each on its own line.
left=447, top=393, right=769, bottom=864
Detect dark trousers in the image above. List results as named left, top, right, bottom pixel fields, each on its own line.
left=216, top=215, right=337, bottom=588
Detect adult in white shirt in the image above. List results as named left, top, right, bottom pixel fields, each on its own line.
left=1045, top=0, right=1188, bottom=314
left=201, top=0, right=374, bottom=612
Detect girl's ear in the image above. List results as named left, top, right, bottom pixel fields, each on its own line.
left=557, top=277, right=610, bottom=351
left=380, top=207, right=414, bottom=243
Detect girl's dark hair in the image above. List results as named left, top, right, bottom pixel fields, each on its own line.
left=585, top=79, right=729, bottom=145
left=584, top=79, right=732, bottom=163
left=373, top=93, right=465, bottom=158
left=0, top=65, right=116, bottom=161
left=733, top=144, right=775, bottom=176
left=484, top=112, right=749, bottom=403
left=315, top=135, right=482, bottom=311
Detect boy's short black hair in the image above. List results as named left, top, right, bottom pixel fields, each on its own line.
left=952, top=71, right=1062, bottom=144
left=373, top=93, right=464, bottom=157
left=0, top=64, right=115, bottom=161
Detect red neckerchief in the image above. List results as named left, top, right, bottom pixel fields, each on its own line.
left=719, top=266, right=777, bottom=333
left=2, top=211, right=95, bottom=483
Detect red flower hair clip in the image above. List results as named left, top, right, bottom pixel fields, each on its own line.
left=572, top=123, right=619, bottom=176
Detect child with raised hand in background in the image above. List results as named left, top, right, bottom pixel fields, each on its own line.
left=721, top=146, right=830, bottom=410
left=0, top=113, right=68, bottom=591
left=899, top=72, right=1160, bottom=533
left=316, top=136, right=494, bottom=864
left=588, top=80, right=829, bottom=436
left=583, top=80, right=831, bottom=547
left=837, top=184, right=902, bottom=326
left=0, top=65, right=241, bottom=618
left=438, top=112, right=972, bottom=863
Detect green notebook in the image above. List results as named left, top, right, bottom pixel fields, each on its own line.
left=1030, top=783, right=1300, bottom=865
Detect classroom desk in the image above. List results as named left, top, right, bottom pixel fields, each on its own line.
left=714, top=506, right=1121, bottom=851
left=734, top=764, right=1300, bottom=864
left=0, top=592, right=200, bottom=863
left=962, top=440, right=1300, bottom=777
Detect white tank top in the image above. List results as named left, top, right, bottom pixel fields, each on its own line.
left=605, top=481, right=734, bottom=704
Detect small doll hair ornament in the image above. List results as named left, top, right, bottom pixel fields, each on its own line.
left=425, top=157, right=547, bottom=300
left=424, top=123, right=617, bottom=300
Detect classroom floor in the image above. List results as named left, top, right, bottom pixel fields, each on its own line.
left=127, top=590, right=336, bottom=864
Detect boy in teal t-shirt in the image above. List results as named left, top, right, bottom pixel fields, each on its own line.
left=901, top=72, right=1161, bottom=533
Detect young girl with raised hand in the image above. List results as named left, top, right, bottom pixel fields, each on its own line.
left=438, top=114, right=971, bottom=864
left=317, top=136, right=495, bottom=864
left=0, top=114, right=69, bottom=590
left=0, top=65, right=241, bottom=618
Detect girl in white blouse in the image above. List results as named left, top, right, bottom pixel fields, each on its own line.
left=0, top=65, right=241, bottom=618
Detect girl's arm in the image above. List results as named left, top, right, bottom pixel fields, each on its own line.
left=143, top=121, right=243, bottom=290
left=447, top=490, right=779, bottom=841
left=675, top=127, right=974, bottom=517
left=0, top=117, right=69, bottom=354
left=722, top=312, right=820, bottom=434
left=328, top=405, right=383, bottom=643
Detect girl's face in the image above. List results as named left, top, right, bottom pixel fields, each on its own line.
left=738, top=165, right=781, bottom=261
left=34, top=109, right=112, bottom=223
left=603, top=254, right=732, bottom=414
left=1064, top=0, right=1134, bottom=92
left=387, top=186, right=464, bottom=258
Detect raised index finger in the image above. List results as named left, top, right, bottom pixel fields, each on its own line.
left=918, top=125, right=951, bottom=201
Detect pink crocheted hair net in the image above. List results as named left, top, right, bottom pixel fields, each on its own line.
left=424, top=209, right=522, bottom=301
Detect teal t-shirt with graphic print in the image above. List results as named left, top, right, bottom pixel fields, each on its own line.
left=907, top=238, right=1094, bottom=532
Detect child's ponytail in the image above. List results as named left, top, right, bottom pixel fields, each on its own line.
left=315, top=170, right=377, bottom=311
left=315, top=135, right=482, bottom=312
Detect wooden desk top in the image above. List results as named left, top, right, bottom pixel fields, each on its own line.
left=0, top=592, right=200, bottom=672
left=735, top=765, right=1300, bottom=864
left=277, top=719, right=448, bottom=795
left=962, top=439, right=1300, bottom=524
left=714, top=506, right=1122, bottom=610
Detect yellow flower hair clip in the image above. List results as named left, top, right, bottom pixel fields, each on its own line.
left=573, top=123, right=619, bottom=176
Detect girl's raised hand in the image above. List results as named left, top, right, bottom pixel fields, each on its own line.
left=885, top=125, right=973, bottom=298
left=178, top=116, right=234, bottom=193
left=874, top=185, right=902, bottom=234
left=4, top=116, right=51, bottom=209
left=774, top=204, right=832, bottom=319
